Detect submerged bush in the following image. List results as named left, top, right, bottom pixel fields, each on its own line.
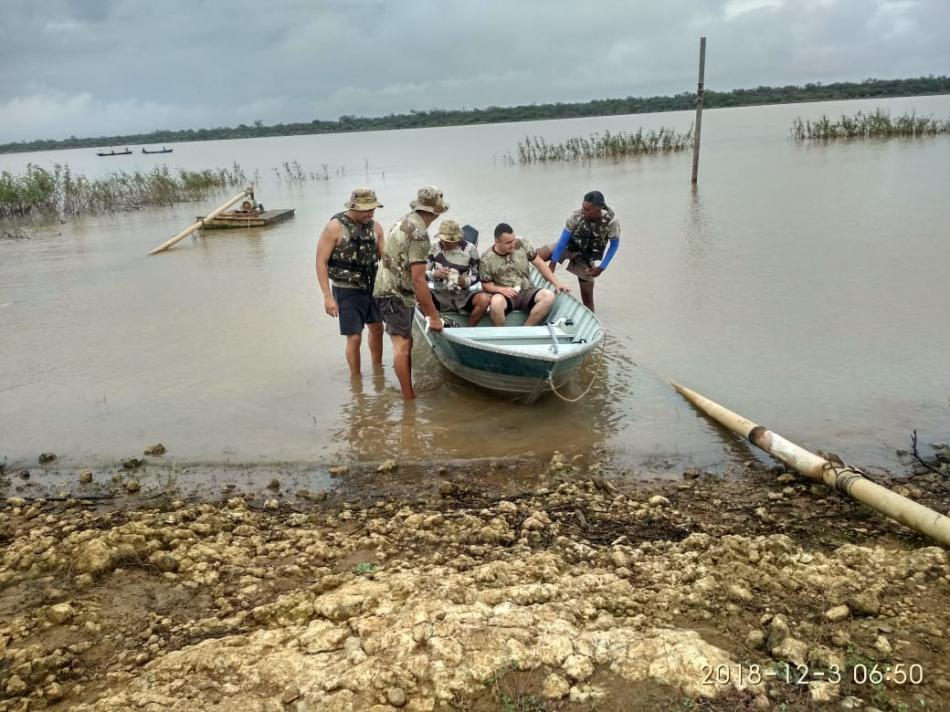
left=0, top=163, right=247, bottom=220
left=791, top=109, right=950, bottom=140
left=513, top=127, right=693, bottom=164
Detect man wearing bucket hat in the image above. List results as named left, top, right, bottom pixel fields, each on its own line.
left=373, top=186, right=447, bottom=400
left=427, top=219, right=489, bottom=323
left=316, top=187, right=385, bottom=377
left=536, top=190, right=620, bottom=312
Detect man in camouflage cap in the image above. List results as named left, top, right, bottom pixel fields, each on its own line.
left=316, top=187, right=385, bottom=377
left=427, top=218, right=490, bottom=323
left=477, top=222, right=569, bottom=327
left=373, top=186, right=448, bottom=400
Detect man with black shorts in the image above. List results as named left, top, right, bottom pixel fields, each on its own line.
left=476, top=223, right=569, bottom=327
left=372, top=186, right=447, bottom=399
left=316, top=187, right=385, bottom=377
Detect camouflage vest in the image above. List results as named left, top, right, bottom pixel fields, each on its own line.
left=328, top=212, right=378, bottom=291
left=568, top=206, right=615, bottom=263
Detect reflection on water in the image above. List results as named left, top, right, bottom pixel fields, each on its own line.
left=332, top=339, right=630, bottom=464
left=684, top=188, right=710, bottom=268
left=1, top=95, right=949, bottom=472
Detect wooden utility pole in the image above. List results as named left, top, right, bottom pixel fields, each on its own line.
left=690, top=37, right=706, bottom=184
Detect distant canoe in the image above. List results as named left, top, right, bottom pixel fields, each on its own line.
left=142, top=147, right=173, bottom=154
left=96, top=148, right=132, bottom=156
left=195, top=208, right=296, bottom=229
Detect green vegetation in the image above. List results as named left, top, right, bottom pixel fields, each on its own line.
left=273, top=160, right=333, bottom=183
left=0, top=163, right=247, bottom=220
left=1, top=76, right=947, bottom=154
left=514, top=126, right=692, bottom=163
left=353, top=562, right=377, bottom=576
left=791, top=109, right=950, bottom=139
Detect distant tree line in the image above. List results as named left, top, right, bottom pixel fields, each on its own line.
left=1, top=76, right=947, bottom=155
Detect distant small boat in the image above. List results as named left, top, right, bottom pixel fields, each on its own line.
left=96, top=148, right=132, bottom=156
left=142, top=146, right=173, bottom=154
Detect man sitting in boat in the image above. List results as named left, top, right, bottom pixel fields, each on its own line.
left=536, top=190, right=619, bottom=313
left=426, top=219, right=490, bottom=325
left=473, top=223, right=569, bottom=327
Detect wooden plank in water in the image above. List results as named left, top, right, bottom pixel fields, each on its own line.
left=196, top=208, right=296, bottom=229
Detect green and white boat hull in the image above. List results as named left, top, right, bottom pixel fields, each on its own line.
left=414, top=272, right=604, bottom=404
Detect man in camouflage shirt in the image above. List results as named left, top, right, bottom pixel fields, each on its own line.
left=315, top=187, right=385, bottom=376
left=536, top=190, right=620, bottom=312
left=426, top=219, right=491, bottom=325
left=476, top=222, right=569, bottom=327
left=373, top=186, right=447, bottom=399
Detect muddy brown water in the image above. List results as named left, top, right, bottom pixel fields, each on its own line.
left=1, top=95, right=949, bottom=477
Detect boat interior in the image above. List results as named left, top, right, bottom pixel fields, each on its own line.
left=435, top=293, right=601, bottom=354
left=423, top=229, right=603, bottom=354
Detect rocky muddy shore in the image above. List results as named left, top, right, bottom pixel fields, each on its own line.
left=0, top=455, right=948, bottom=711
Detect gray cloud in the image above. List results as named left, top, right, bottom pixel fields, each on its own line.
left=1, top=0, right=948, bottom=142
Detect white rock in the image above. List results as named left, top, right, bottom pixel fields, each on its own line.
left=541, top=673, right=570, bottom=700
left=563, top=653, right=594, bottom=682
left=808, top=680, right=840, bottom=702
left=728, top=584, right=753, bottom=603
left=825, top=605, right=850, bottom=622
left=47, top=602, right=75, bottom=624
left=771, top=637, right=809, bottom=667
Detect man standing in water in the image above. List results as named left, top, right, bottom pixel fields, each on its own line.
left=373, top=186, right=447, bottom=400
left=316, top=187, right=386, bottom=377
left=536, top=190, right=620, bottom=312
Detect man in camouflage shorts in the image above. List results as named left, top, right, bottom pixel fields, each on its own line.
left=373, top=186, right=447, bottom=399
left=536, top=190, right=620, bottom=312
left=315, top=187, right=385, bottom=376
left=476, top=222, right=569, bottom=327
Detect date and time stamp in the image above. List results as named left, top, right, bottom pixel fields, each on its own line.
left=701, top=662, right=926, bottom=687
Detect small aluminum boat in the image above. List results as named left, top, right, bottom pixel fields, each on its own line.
left=414, top=271, right=604, bottom=404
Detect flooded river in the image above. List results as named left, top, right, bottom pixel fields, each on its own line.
left=2, top=95, right=949, bottom=473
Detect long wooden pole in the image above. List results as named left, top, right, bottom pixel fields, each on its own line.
left=690, top=37, right=706, bottom=184
left=671, top=381, right=950, bottom=546
left=148, top=186, right=253, bottom=255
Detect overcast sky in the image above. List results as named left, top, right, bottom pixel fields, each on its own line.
left=1, top=0, right=947, bottom=143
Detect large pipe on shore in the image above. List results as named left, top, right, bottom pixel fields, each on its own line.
left=671, top=381, right=950, bottom=547
left=148, top=186, right=253, bottom=255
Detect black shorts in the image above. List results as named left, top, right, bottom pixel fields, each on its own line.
left=431, top=290, right=478, bottom=313
left=374, top=296, right=414, bottom=338
left=503, top=287, right=542, bottom=314
left=333, top=285, right=381, bottom=335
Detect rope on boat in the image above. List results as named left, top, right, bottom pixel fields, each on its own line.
left=546, top=330, right=608, bottom=403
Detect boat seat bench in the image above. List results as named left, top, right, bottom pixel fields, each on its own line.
left=444, top=326, right=576, bottom=341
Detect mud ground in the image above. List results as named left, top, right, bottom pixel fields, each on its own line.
left=0, top=453, right=948, bottom=711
